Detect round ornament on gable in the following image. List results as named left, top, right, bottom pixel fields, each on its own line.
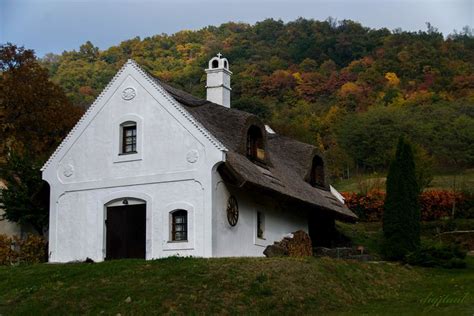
left=122, top=87, right=136, bottom=101
left=186, top=150, right=199, bottom=163
left=226, top=196, right=239, bottom=227
left=62, top=164, right=74, bottom=178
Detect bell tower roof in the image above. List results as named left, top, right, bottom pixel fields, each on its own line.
left=207, top=52, right=230, bottom=72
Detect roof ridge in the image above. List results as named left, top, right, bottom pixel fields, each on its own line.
left=128, top=60, right=228, bottom=152
left=268, top=133, right=316, bottom=149
left=149, top=74, right=260, bottom=119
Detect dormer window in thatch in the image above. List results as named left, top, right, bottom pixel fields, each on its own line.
left=246, top=125, right=265, bottom=163
left=309, top=155, right=325, bottom=188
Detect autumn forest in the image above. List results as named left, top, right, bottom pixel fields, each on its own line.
left=8, top=18, right=474, bottom=179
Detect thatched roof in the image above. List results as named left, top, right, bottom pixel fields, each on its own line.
left=155, top=78, right=357, bottom=222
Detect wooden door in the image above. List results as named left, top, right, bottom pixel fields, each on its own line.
left=106, top=204, right=146, bottom=260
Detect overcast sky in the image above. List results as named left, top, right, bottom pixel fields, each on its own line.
left=1, top=0, right=472, bottom=57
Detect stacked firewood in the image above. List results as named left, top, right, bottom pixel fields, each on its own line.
left=263, top=230, right=312, bottom=257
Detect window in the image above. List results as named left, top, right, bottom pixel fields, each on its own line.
left=309, top=155, right=325, bottom=188
left=212, top=59, right=219, bottom=68
left=246, top=126, right=265, bottom=162
left=257, top=211, right=265, bottom=239
left=171, top=210, right=188, bottom=241
left=121, top=122, right=137, bottom=154
left=224, top=60, right=228, bottom=69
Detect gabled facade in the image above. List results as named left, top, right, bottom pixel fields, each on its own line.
left=43, top=56, right=355, bottom=262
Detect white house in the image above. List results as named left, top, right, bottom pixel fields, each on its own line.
left=42, top=55, right=356, bottom=262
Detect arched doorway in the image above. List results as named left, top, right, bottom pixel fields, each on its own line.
left=105, top=198, right=146, bottom=259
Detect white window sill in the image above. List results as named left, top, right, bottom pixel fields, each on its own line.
left=163, top=240, right=194, bottom=251
left=254, top=237, right=267, bottom=247
left=113, top=152, right=142, bottom=163
left=119, top=151, right=137, bottom=156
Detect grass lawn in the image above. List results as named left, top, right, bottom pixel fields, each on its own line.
left=0, top=255, right=473, bottom=315
left=337, top=219, right=474, bottom=259
left=333, top=169, right=474, bottom=193
left=346, top=256, right=474, bottom=315
left=2, top=221, right=473, bottom=314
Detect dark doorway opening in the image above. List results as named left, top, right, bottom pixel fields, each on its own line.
left=106, top=203, right=146, bottom=260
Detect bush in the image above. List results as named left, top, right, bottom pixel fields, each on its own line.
left=0, top=234, right=15, bottom=265
left=342, top=190, right=385, bottom=221
left=420, top=190, right=469, bottom=220
left=404, top=243, right=467, bottom=269
left=382, top=137, right=420, bottom=260
left=342, top=189, right=474, bottom=222
left=0, top=234, right=47, bottom=265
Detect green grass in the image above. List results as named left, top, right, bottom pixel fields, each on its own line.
left=346, top=256, right=474, bottom=315
left=335, top=220, right=474, bottom=314
left=1, top=257, right=418, bottom=315
left=2, top=220, right=474, bottom=314
left=333, top=169, right=474, bottom=193
left=337, top=219, right=474, bottom=256
left=1, top=255, right=473, bottom=315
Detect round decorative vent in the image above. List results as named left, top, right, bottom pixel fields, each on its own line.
left=122, top=87, right=136, bottom=100
left=226, top=196, right=239, bottom=227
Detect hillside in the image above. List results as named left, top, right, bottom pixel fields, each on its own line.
left=1, top=256, right=473, bottom=315
left=41, top=18, right=474, bottom=178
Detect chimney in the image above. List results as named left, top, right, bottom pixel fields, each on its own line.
left=205, top=53, right=232, bottom=107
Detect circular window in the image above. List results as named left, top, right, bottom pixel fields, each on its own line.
left=226, top=196, right=239, bottom=227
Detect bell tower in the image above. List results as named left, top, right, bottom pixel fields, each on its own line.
left=205, top=53, right=232, bottom=108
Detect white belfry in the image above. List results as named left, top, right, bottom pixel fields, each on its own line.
left=205, top=53, right=232, bottom=108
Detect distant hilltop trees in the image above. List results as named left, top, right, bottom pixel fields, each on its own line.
left=39, top=18, right=474, bottom=175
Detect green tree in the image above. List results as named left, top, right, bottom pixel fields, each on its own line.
left=33, top=18, right=474, bottom=172
left=0, top=43, right=81, bottom=234
left=0, top=152, right=49, bottom=235
left=0, top=43, right=83, bottom=159
left=382, top=137, right=421, bottom=260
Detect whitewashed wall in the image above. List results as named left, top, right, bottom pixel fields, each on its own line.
left=212, top=172, right=309, bottom=257
left=43, top=61, right=308, bottom=262
left=43, top=64, right=224, bottom=262
left=52, top=181, right=205, bottom=262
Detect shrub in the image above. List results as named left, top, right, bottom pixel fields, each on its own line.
left=0, top=234, right=16, bottom=265
left=342, top=190, right=385, bottom=221
left=382, top=137, right=420, bottom=260
left=404, top=243, right=467, bottom=269
left=342, top=189, right=474, bottom=222
left=420, top=190, right=467, bottom=220
left=14, top=235, right=48, bottom=264
left=0, top=234, right=47, bottom=265
left=458, top=191, right=474, bottom=219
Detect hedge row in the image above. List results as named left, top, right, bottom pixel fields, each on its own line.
left=342, top=190, right=474, bottom=222
left=0, top=234, right=47, bottom=265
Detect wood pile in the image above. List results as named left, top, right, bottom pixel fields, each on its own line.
left=264, top=230, right=312, bottom=257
